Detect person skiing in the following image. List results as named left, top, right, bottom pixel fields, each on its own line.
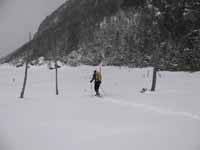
left=90, top=70, right=102, bottom=96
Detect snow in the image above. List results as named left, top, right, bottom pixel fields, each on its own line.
left=0, top=65, right=200, bottom=150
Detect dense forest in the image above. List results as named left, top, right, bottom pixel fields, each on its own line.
left=2, top=0, right=200, bottom=71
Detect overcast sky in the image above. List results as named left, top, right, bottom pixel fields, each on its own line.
left=0, top=0, right=66, bottom=57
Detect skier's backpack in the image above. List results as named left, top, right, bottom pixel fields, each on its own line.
left=95, top=71, right=102, bottom=81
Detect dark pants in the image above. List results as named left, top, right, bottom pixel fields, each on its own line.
left=94, top=81, right=101, bottom=95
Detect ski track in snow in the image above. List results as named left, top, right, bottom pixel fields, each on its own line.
left=102, top=98, right=200, bottom=121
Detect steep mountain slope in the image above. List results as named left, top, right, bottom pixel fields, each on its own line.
left=3, top=0, right=200, bottom=71
left=4, top=0, right=124, bottom=61
left=2, top=0, right=146, bottom=64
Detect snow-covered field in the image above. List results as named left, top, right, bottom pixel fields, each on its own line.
left=0, top=64, right=200, bottom=150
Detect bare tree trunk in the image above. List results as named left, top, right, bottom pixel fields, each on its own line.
left=151, top=44, right=159, bottom=92
left=20, top=32, right=32, bottom=98
left=54, top=34, right=59, bottom=95
left=55, top=59, right=59, bottom=95
left=151, top=66, right=157, bottom=91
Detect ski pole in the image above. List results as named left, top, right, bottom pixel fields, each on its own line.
left=90, top=83, right=93, bottom=96
left=100, top=86, right=106, bottom=96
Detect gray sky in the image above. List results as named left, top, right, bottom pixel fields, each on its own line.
left=0, top=0, right=66, bottom=57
